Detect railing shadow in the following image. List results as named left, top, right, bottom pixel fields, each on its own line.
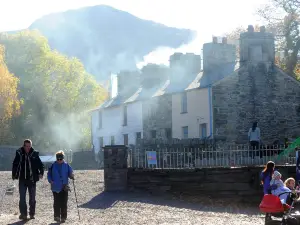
left=79, top=190, right=261, bottom=216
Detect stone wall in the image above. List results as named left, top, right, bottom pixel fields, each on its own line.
left=212, top=64, right=300, bottom=144
left=127, top=166, right=296, bottom=203
left=142, top=95, right=172, bottom=141
left=103, top=145, right=128, bottom=191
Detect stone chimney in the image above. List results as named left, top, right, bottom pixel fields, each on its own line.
left=141, top=64, right=169, bottom=89
left=203, top=36, right=236, bottom=72
left=169, top=52, right=201, bottom=82
left=239, top=24, right=275, bottom=64
left=117, top=70, right=140, bottom=96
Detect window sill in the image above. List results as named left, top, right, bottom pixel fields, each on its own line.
left=181, top=111, right=188, bottom=114
left=123, top=124, right=127, bottom=127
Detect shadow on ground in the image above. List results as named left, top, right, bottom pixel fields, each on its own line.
left=79, top=190, right=261, bottom=216
left=7, top=220, right=28, bottom=225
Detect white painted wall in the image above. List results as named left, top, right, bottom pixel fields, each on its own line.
left=91, top=101, right=143, bottom=155
left=172, top=88, right=211, bottom=139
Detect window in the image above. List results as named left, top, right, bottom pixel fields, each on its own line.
left=123, top=134, right=128, bottom=145
left=181, top=92, right=187, bottom=113
left=182, top=126, right=188, bottom=139
left=110, top=136, right=115, bottom=145
left=99, top=137, right=104, bottom=148
left=99, top=111, right=102, bottom=128
left=151, top=130, right=156, bottom=139
left=123, top=105, right=127, bottom=126
left=136, top=132, right=141, bottom=140
left=165, top=128, right=172, bottom=140
left=200, top=123, right=207, bottom=138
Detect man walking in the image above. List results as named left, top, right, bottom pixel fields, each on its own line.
left=12, top=139, right=44, bottom=220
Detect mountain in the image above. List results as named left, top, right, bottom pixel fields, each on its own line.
left=27, top=5, right=195, bottom=82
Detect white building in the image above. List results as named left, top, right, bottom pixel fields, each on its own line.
left=91, top=71, right=143, bottom=156
left=91, top=38, right=237, bottom=157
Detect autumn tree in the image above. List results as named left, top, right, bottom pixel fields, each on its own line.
left=0, top=45, right=22, bottom=143
left=257, top=0, right=300, bottom=78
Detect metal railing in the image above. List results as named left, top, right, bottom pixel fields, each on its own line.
left=128, top=145, right=296, bottom=169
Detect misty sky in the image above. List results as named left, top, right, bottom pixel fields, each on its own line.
left=0, top=0, right=268, bottom=67
left=1, top=0, right=266, bottom=35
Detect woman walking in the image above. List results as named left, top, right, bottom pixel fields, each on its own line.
left=47, top=151, right=75, bottom=223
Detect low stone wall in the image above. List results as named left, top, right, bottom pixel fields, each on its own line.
left=127, top=166, right=296, bottom=203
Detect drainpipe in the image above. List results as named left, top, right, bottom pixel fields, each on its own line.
left=208, top=85, right=213, bottom=137
left=91, top=112, right=95, bottom=154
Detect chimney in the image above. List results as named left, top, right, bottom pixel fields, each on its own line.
left=240, top=24, right=275, bottom=63
left=141, top=64, right=169, bottom=89
left=203, top=37, right=236, bottom=72
left=247, top=25, right=254, bottom=32
left=169, top=52, right=201, bottom=83
left=212, top=36, right=218, bottom=43
left=117, top=70, right=140, bottom=96
left=260, top=26, right=266, bottom=33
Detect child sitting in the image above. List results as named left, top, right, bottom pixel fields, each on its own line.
left=285, top=177, right=296, bottom=191
left=270, top=171, right=291, bottom=204
left=284, top=177, right=299, bottom=204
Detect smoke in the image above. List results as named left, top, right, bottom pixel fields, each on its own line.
left=47, top=112, right=89, bottom=151
left=136, top=33, right=202, bottom=69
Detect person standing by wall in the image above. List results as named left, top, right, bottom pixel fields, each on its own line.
left=248, top=122, right=261, bottom=158
left=12, top=139, right=45, bottom=220
left=47, top=150, right=75, bottom=223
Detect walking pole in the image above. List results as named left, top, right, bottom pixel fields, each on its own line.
left=72, top=179, right=80, bottom=220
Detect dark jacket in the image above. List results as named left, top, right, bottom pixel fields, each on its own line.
left=12, top=147, right=45, bottom=182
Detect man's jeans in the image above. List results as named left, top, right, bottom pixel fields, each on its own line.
left=19, top=180, right=36, bottom=216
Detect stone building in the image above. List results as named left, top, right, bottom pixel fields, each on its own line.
left=91, top=25, right=299, bottom=149
left=170, top=42, right=236, bottom=139
left=212, top=25, right=300, bottom=144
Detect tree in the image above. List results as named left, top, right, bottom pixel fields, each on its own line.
left=0, top=45, right=22, bottom=143
left=0, top=30, right=107, bottom=149
left=257, top=0, right=300, bottom=77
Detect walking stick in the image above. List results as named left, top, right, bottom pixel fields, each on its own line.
left=72, top=179, right=80, bottom=220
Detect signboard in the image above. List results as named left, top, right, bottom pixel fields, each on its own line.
left=146, top=151, right=157, bottom=167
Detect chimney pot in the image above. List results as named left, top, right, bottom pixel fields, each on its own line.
left=222, top=37, right=227, bottom=44
left=260, top=26, right=266, bottom=33
left=247, top=25, right=254, bottom=32
left=212, top=36, right=218, bottom=43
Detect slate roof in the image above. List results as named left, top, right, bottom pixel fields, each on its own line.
left=97, top=62, right=240, bottom=110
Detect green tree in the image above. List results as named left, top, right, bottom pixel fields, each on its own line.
left=0, top=30, right=107, bottom=150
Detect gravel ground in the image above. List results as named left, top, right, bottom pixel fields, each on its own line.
left=0, top=170, right=266, bottom=225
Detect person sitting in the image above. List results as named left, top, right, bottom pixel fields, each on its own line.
left=270, top=171, right=291, bottom=204
left=284, top=177, right=298, bottom=205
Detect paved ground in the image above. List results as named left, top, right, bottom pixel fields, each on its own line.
left=0, top=170, right=266, bottom=225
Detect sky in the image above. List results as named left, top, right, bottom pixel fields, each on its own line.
left=0, top=0, right=269, bottom=67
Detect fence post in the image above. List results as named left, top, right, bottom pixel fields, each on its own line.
left=103, top=145, right=128, bottom=192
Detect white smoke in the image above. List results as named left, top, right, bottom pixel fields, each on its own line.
left=136, top=33, right=202, bottom=69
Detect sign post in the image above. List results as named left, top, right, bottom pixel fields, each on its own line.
left=146, top=151, right=158, bottom=168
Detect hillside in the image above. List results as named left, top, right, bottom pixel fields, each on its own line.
left=27, top=5, right=195, bottom=81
